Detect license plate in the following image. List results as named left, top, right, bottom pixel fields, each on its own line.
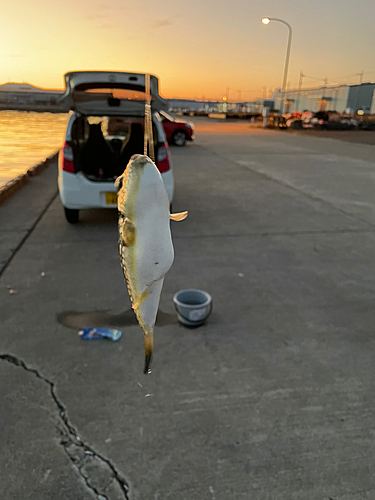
left=105, top=192, right=117, bottom=205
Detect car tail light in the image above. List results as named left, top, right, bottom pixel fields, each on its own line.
left=60, top=142, right=75, bottom=173
left=157, top=142, right=170, bottom=173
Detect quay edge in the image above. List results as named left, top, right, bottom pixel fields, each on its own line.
left=0, top=152, right=58, bottom=207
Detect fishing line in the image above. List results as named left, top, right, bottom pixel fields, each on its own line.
left=144, top=74, right=155, bottom=162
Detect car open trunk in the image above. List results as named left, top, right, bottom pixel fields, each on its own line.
left=59, top=71, right=167, bottom=115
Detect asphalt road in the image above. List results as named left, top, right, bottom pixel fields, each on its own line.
left=1, top=119, right=375, bottom=499
left=291, top=127, right=375, bottom=146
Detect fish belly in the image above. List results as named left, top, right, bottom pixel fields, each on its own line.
left=122, top=161, right=174, bottom=330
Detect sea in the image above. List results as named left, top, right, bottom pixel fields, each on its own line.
left=0, top=110, right=69, bottom=188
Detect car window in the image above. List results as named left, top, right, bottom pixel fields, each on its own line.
left=72, top=114, right=161, bottom=146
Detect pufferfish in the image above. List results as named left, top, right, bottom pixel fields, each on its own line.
left=115, top=154, right=188, bottom=374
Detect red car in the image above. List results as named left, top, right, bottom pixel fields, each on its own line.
left=159, top=111, right=195, bottom=146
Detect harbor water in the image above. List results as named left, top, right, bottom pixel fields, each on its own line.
left=0, top=111, right=69, bottom=188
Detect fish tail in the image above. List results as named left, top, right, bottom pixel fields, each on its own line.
left=144, top=329, right=154, bottom=374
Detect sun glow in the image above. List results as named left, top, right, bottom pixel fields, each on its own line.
left=0, top=0, right=374, bottom=100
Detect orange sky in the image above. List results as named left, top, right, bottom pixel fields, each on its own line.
left=1, top=0, right=375, bottom=101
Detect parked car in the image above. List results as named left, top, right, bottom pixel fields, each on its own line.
left=58, top=71, right=174, bottom=223
left=159, top=110, right=195, bottom=147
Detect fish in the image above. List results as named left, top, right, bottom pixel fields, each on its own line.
left=116, top=154, right=188, bottom=374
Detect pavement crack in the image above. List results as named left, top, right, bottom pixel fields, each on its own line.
left=0, top=353, right=130, bottom=500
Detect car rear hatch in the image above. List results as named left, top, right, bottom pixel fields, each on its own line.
left=59, top=71, right=168, bottom=115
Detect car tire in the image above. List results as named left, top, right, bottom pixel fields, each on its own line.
left=64, top=207, right=79, bottom=224
left=172, top=130, right=187, bottom=147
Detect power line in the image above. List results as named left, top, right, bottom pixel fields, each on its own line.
left=302, top=71, right=373, bottom=85
left=327, top=72, right=361, bottom=82
left=303, top=74, right=325, bottom=81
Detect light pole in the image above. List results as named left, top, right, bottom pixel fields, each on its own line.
left=261, top=17, right=292, bottom=114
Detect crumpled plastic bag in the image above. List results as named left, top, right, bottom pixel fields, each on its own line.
left=78, top=327, right=122, bottom=341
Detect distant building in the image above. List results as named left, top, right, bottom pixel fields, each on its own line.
left=0, top=83, right=65, bottom=111
left=167, top=98, right=265, bottom=115
left=167, top=99, right=220, bottom=112
left=272, top=82, right=375, bottom=114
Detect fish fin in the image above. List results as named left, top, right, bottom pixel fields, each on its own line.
left=119, top=241, right=126, bottom=276
left=170, top=211, right=188, bottom=221
left=119, top=240, right=138, bottom=313
left=144, top=329, right=154, bottom=374
left=120, top=217, right=136, bottom=247
left=132, top=289, right=149, bottom=310
left=114, top=173, right=124, bottom=189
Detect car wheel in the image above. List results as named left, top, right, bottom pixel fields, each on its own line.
left=64, top=207, right=79, bottom=224
left=172, top=131, right=186, bottom=147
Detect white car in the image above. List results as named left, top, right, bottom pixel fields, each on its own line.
left=58, top=71, right=174, bottom=223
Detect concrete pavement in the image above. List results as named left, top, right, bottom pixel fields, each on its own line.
left=1, top=120, right=375, bottom=499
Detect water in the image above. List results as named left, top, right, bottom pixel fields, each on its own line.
left=0, top=110, right=69, bottom=188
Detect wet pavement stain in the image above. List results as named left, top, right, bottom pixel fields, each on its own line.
left=57, top=309, right=177, bottom=330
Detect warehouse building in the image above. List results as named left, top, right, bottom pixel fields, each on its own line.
left=0, top=83, right=66, bottom=111
left=272, top=82, right=375, bottom=114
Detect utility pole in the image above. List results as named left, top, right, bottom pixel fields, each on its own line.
left=359, top=70, right=364, bottom=84
left=295, top=70, right=304, bottom=112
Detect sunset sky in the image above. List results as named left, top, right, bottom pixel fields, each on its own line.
left=1, top=0, right=375, bottom=100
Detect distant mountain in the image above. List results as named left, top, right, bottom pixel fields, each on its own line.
left=0, top=83, right=60, bottom=93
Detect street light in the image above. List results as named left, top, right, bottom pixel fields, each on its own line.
left=261, top=17, right=292, bottom=114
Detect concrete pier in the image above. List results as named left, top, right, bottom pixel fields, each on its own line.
left=1, top=119, right=375, bottom=499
